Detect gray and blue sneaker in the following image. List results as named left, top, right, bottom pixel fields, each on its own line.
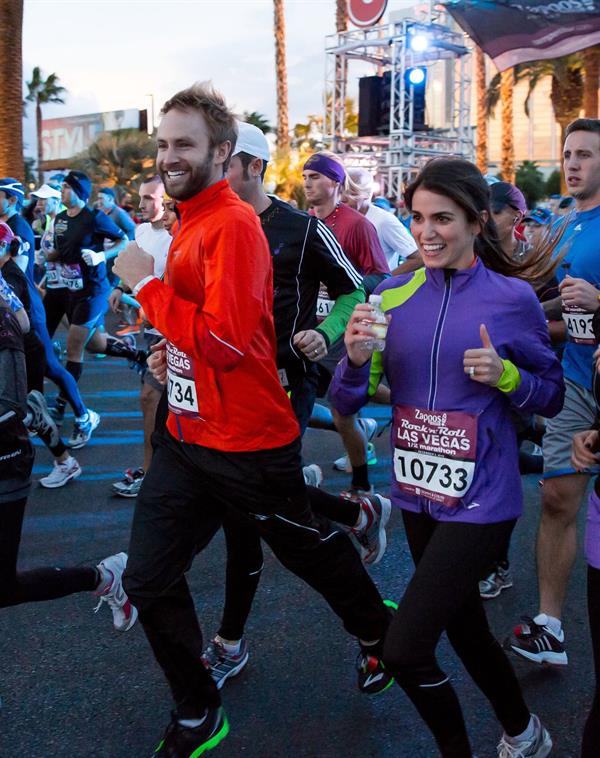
left=67, top=409, right=100, bottom=449
left=201, top=637, right=249, bottom=690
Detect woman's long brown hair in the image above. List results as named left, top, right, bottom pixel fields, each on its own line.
left=404, top=158, right=567, bottom=283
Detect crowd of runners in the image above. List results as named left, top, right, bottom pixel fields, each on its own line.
left=2, top=81, right=600, bottom=757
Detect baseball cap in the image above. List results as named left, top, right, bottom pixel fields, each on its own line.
left=372, top=196, right=393, bottom=211
left=523, top=207, right=553, bottom=226
left=98, top=187, right=116, bottom=199
left=232, top=121, right=270, bottom=162
left=31, top=183, right=61, bottom=200
left=64, top=171, right=92, bottom=202
left=490, top=181, right=527, bottom=214
left=0, top=178, right=25, bottom=200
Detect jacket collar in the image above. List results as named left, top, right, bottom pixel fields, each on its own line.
left=426, top=257, right=483, bottom=290
left=176, top=178, right=229, bottom=220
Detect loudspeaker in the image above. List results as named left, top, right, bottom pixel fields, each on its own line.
left=358, top=76, right=383, bottom=137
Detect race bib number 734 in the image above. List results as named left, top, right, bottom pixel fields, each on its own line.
left=166, top=342, right=199, bottom=417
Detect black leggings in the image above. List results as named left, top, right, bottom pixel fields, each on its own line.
left=582, top=565, right=600, bottom=757
left=218, top=486, right=360, bottom=640
left=382, top=510, right=530, bottom=758
left=0, top=498, right=97, bottom=608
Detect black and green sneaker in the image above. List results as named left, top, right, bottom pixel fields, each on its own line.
left=356, top=598, right=397, bottom=695
left=152, top=707, right=229, bottom=757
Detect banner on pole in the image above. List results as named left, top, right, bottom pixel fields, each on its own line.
left=445, top=0, right=600, bottom=70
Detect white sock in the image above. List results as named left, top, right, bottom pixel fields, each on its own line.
left=75, top=412, right=89, bottom=424
left=215, top=635, right=241, bottom=655
left=507, top=715, right=536, bottom=744
left=179, top=713, right=207, bottom=729
left=534, top=613, right=562, bottom=636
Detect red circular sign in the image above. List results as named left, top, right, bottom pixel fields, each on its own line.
left=348, top=0, right=388, bottom=28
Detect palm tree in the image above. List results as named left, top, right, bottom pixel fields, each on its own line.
left=242, top=111, right=272, bottom=134
left=0, top=1, right=24, bottom=179
left=273, top=0, right=289, bottom=149
left=500, top=68, right=515, bottom=182
left=26, top=67, right=67, bottom=184
left=70, top=129, right=156, bottom=193
left=475, top=47, right=488, bottom=174
left=336, top=0, right=348, bottom=31
left=487, top=55, right=584, bottom=158
left=583, top=45, right=600, bottom=118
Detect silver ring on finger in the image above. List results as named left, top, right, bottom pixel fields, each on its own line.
left=469, top=366, right=476, bottom=377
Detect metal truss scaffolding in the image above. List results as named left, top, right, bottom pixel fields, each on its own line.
left=324, top=14, right=474, bottom=198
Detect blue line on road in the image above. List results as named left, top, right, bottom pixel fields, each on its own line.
left=22, top=507, right=134, bottom=535
left=33, top=435, right=143, bottom=447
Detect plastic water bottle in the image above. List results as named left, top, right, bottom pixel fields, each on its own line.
left=367, top=294, right=388, bottom=352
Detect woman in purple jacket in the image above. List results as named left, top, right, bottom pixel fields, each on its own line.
left=330, top=158, right=564, bottom=758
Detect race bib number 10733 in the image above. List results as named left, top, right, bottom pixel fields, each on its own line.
left=393, top=404, right=478, bottom=507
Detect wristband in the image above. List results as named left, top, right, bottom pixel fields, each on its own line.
left=133, top=275, right=157, bottom=296
left=495, top=359, right=522, bottom=394
left=115, top=285, right=125, bottom=293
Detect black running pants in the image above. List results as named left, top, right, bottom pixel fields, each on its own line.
left=582, top=565, right=600, bottom=758
left=0, top=498, right=97, bottom=607
left=218, top=486, right=361, bottom=640
left=382, top=510, right=530, bottom=758
left=123, top=430, right=388, bottom=718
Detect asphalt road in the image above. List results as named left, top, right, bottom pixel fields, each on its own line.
left=0, top=342, right=593, bottom=758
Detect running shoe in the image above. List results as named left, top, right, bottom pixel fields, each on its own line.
left=39, top=456, right=82, bottom=488
left=49, top=396, right=67, bottom=426
left=152, top=707, right=229, bottom=756
left=201, top=637, right=249, bottom=690
left=497, top=714, right=552, bottom=757
left=479, top=564, right=513, bottom=600
left=340, top=485, right=375, bottom=502
left=67, top=410, right=100, bottom=449
left=356, top=599, right=397, bottom=696
left=112, top=468, right=145, bottom=498
left=356, top=647, right=393, bottom=696
left=94, top=552, right=137, bottom=632
left=352, top=494, right=392, bottom=565
left=333, top=417, right=379, bottom=472
left=116, top=321, right=142, bottom=337
left=504, top=614, right=567, bottom=666
left=302, top=463, right=323, bottom=488
left=27, top=390, right=60, bottom=447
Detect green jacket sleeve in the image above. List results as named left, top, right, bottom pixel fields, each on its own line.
left=315, top=287, right=365, bottom=346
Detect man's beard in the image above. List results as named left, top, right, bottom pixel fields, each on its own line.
left=160, top=150, right=215, bottom=202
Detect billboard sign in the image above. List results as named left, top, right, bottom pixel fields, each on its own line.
left=41, top=108, right=144, bottom=162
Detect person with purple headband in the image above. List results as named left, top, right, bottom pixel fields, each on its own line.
left=302, top=150, right=390, bottom=500
left=490, top=181, right=529, bottom=262
left=569, top=307, right=600, bottom=757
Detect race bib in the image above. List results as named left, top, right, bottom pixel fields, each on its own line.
left=166, top=342, right=199, bottom=417
left=316, top=283, right=334, bottom=323
left=61, top=263, right=83, bottom=291
left=393, top=404, right=478, bottom=507
left=562, top=305, right=595, bottom=345
left=46, top=262, right=64, bottom=289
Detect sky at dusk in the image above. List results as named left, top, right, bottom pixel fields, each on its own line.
left=22, top=0, right=415, bottom=156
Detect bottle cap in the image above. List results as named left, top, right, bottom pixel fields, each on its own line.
left=369, top=294, right=382, bottom=306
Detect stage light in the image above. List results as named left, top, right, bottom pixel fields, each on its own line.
left=409, top=33, right=429, bottom=52
left=407, top=67, right=426, bottom=86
